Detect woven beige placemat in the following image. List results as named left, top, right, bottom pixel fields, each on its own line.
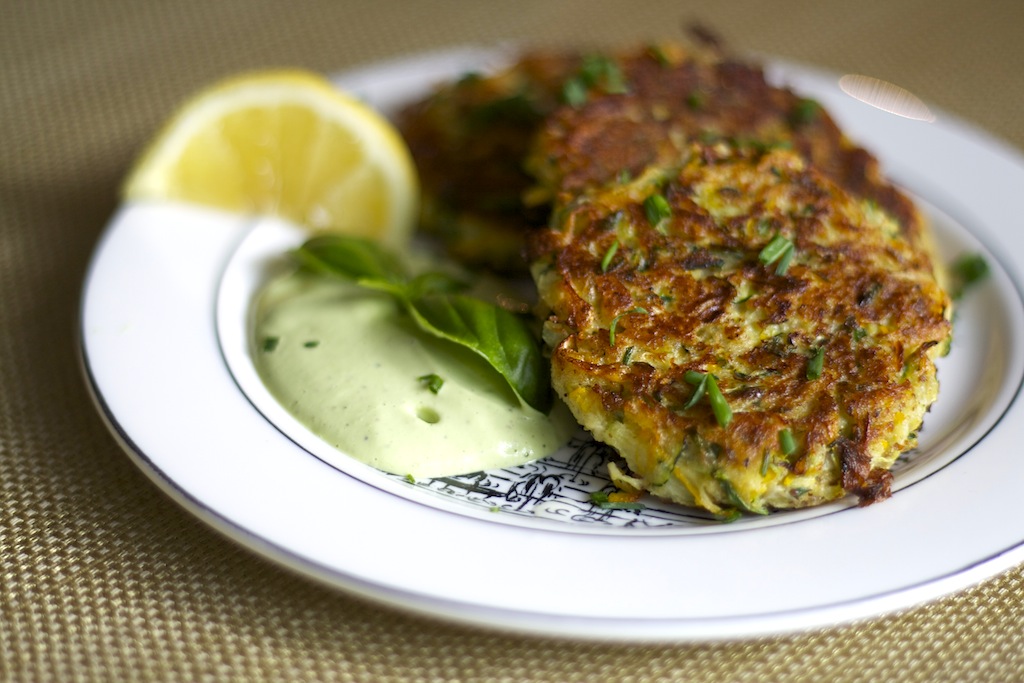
left=4, top=1, right=1024, bottom=680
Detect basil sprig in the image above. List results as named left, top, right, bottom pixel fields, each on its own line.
left=294, top=235, right=552, bottom=413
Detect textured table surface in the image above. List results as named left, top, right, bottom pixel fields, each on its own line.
left=4, top=1, right=1024, bottom=680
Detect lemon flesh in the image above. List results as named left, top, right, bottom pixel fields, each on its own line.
left=123, top=70, right=418, bottom=247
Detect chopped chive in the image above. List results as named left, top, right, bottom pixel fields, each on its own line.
left=617, top=169, right=632, bottom=184
left=806, top=346, right=824, bottom=380
left=579, top=54, right=628, bottom=94
left=602, top=63, right=628, bottom=94
left=682, top=371, right=732, bottom=427
left=417, top=373, right=445, bottom=394
left=608, top=307, right=647, bottom=346
left=774, top=244, right=795, bottom=275
left=600, top=240, right=620, bottom=273
left=790, top=98, right=821, bottom=126
left=589, top=491, right=609, bottom=504
left=779, top=428, right=796, bottom=456
left=404, top=473, right=416, bottom=484
left=950, top=252, right=990, bottom=299
left=622, top=346, right=636, bottom=364
left=758, top=233, right=795, bottom=274
left=465, top=92, right=542, bottom=128
left=760, top=451, right=771, bottom=476
left=303, top=340, right=320, bottom=348
left=262, top=336, right=279, bottom=352
left=705, top=374, right=733, bottom=428
left=644, top=193, right=672, bottom=230
left=853, top=326, right=868, bottom=341
left=682, top=372, right=709, bottom=410
left=686, top=91, right=704, bottom=110
left=758, top=233, right=792, bottom=264
left=684, top=370, right=706, bottom=385
left=648, top=44, right=670, bottom=66
left=579, top=56, right=603, bottom=83
left=562, top=77, right=587, bottom=107
left=489, top=505, right=501, bottom=513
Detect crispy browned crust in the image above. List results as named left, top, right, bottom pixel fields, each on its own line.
left=400, top=41, right=925, bottom=274
left=527, top=42, right=924, bottom=250
left=529, top=143, right=951, bottom=514
left=396, top=52, right=579, bottom=271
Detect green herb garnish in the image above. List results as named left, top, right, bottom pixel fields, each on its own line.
left=684, top=371, right=733, bottom=428
left=758, top=233, right=795, bottom=275
left=608, top=307, right=648, bottom=346
left=644, top=193, right=672, bottom=232
left=806, top=347, right=824, bottom=380
left=562, top=55, right=629, bottom=108
left=779, top=428, right=796, bottom=456
left=622, top=346, right=636, bottom=365
left=295, top=235, right=551, bottom=412
left=417, top=373, right=444, bottom=394
left=600, top=240, right=620, bottom=273
left=790, top=98, right=821, bottom=126
left=562, top=77, right=588, bottom=107
left=706, top=374, right=733, bottom=428
left=682, top=370, right=708, bottom=410
left=466, top=92, right=541, bottom=129
left=303, top=340, right=319, bottom=348
left=262, top=336, right=279, bottom=352
left=648, top=44, right=671, bottom=66
left=579, top=54, right=628, bottom=94
left=949, top=252, right=990, bottom=299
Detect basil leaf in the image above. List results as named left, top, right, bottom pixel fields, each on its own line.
left=406, top=271, right=468, bottom=298
left=292, top=234, right=552, bottom=413
left=408, top=294, right=552, bottom=413
left=294, top=235, right=407, bottom=294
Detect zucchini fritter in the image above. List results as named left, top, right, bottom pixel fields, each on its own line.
left=528, top=141, right=951, bottom=514
left=400, top=40, right=925, bottom=274
left=400, top=38, right=953, bottom=515
left=397, top=52, right=579, bottom=271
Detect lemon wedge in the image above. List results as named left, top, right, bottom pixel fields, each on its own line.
left=123, top=70, right=418, bottom=247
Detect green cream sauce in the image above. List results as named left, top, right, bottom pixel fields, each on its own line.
left=254, top=271, right=576, bottom=478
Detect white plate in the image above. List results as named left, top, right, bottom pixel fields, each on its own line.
left=80, top=47, right=1024, bottom=641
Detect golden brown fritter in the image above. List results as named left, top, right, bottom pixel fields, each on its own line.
left=399, top=38, right=952, bottom=515
left=396, top=52, right=579, bottom=271
left=529, top=141, right=951, bottom=515
left=526, top=42, right=925, bottom=250
left=400, top=40, right=925, bottom=273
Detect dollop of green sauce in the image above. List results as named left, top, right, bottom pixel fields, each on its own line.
left=254, top=271, right=576, bottom=478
